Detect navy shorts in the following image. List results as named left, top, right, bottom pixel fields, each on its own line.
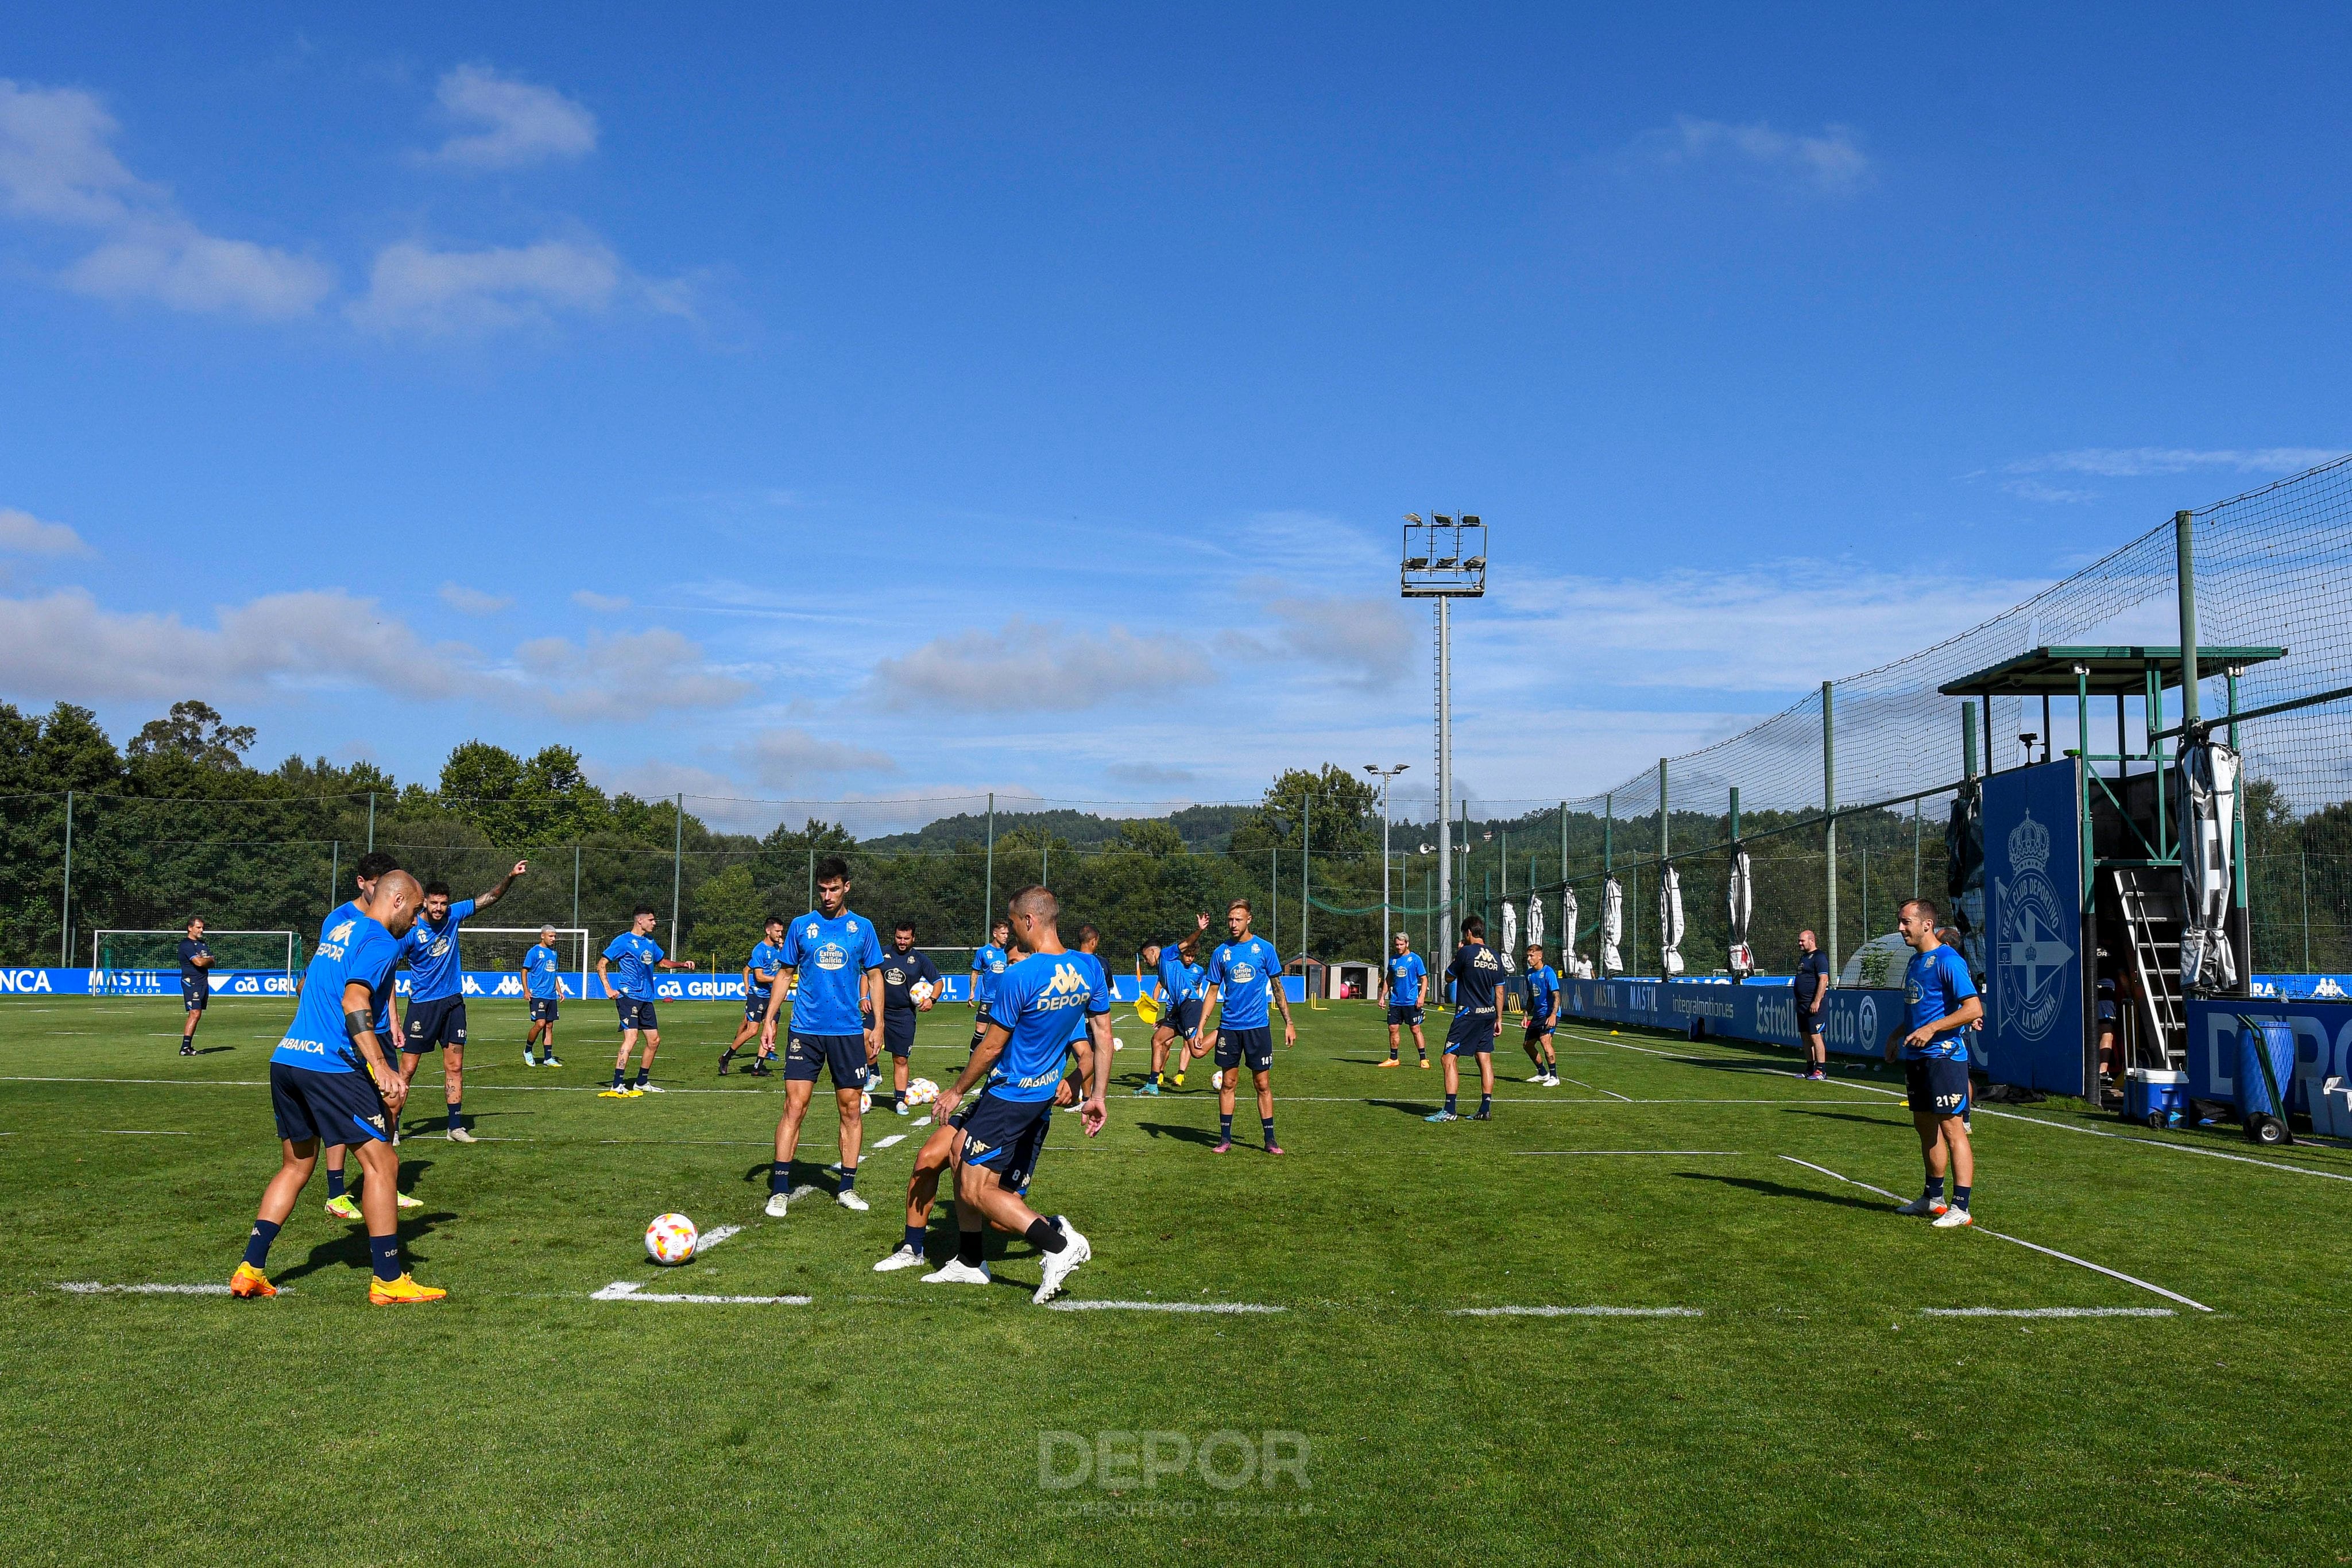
left=183, top=979, right=208, bottom=1013
left=1905, top=1056, right=1972, bottom=1117
left=787, top=1032, right=867, bottom=1088
left=614, top=997, right=658, bottom=1033
left=270, top=1060, right=391, bottom=1146
left=1797, top=1007, right=1824, bottom=1039
left=528, top=997, right=560, bottom=1023
left=1214, top=1025, right=1274, bottom=1073
left=1387, top=1003, right=1424, bottom=1028
left=744, top=988, right=773, bottom=1025
left=404, top=996, right=466, bottom=1054
left=959, top=1090, right=1053, bottom=1180
left=1157, top=998, right=1203, bottom=1037
left=884, top=1009, right=918, bottom=1058
left=1523, top=1019, right=1554, bottom=1044
left=1445, top=1009, right=1498, bottom=1055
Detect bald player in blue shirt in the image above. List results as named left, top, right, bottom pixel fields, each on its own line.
left=1192, top=897, right=1297, bottom=1155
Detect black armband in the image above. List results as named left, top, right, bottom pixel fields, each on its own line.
left=344, top=1010, right=373, bottom=1041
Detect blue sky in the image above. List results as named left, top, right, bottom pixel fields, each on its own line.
left=2, top=4, right=2346, bottom=833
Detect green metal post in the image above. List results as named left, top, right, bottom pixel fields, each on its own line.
left=2148, top=668, right=2168, bottom=859
left=1823, top=680, right=1839, bottom=977
left=2227, top=667, right=2246, bottom=913
left=983, top=791, right=995, bottom=936
left=59, top=789, right=72, bottom=966
left=670, top=794, right=684, bottom=958
left=2175, top=510, right=2203, bottom=729
left=1730, top=785, right=1740, bottom=842
left=367, top=791, right=376, bottom=851
left=1913, top=800, right=1921, bottom=898
left=1302, top=793, right=1310, bottom=964
left=1962, top=702, right=1978, bottom=781
left=2076, top=662, right=2092, bottom=899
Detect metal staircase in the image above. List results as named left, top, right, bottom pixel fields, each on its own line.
left=2112, top=867, right=2186, bottom=1070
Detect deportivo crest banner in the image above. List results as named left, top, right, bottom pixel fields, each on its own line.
left=1980, top=758, right=2086, bottom=1095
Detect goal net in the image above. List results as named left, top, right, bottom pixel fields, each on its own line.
left=90, top=930, right=297, bottom=992
left=455, top=928, right=593, bottom=1000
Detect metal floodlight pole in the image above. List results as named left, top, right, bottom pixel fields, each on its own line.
left=1823, top=679, right=1839, bottom=977
left=1438, top=597, right=1452, bottom=954
left=1402, top=510, right=1484, bottom=961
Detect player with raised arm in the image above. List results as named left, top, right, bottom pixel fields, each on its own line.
left=1136, top=911, right=1210, bottom=1096
left=1885, top=898, right=1984, bottom=1229
left=229, top=869, right=444, bottom=1304
left=316, top=852, right=423, bottom=1223
left=598, top=906, right=666, bottom=1097
left=522, top=926, right=568, bottom=1067
left=177, top=917, right=214, bottom=1056
left=879, top=920, right=943, bottom=1114
left=926, top=886, right=1110, bottom=1302
left=719, top=917, right=788, bottom=1077
left=1192, top=898, right=1295, bottom=1155
left=397, top=861, right=528, bottom=1143
left=1378, top=929, right=1430, bottom=1070
left=760, top=857, right=885, bottom=1215
left=1521, top=943, right=1560, bottom=1085
left=1428, top=914, right=1502, bottom=1122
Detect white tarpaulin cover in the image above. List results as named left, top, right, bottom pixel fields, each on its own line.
left=2180, top=738, right=2241, bottom=992
left=1658, top=865, right=1685, bottom=976
left=1601, top=876, right=1624, bottom=974
left=1500, top=901, right=1519, bottom=971
left=1528, top=894, right=1546, bottom=955
left=1562, top=887, right=1587, bottom=978
left=1726, top=845, right=1754, bottom=975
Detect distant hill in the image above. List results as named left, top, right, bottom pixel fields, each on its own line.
left=859, top=803, right=1252, bottom=854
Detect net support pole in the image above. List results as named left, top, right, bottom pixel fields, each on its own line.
left=2175, top=510, right=2202, bottom=729
left=983, top=792, right=995, bottom=938
left=1558, top=800, right=1568, bottom=899
left=670, top=793, right=684, bottom=959
left=59, top=789, right=72, bottom=967
left=1657, top=757, right=1669, bottom=865
left=571, top=844, right=581, bottom=928
left=1823, top=680, right=1839, bottom=978
left=1436, top=597, right=1452, bottom=959
left=1730, top=785, right=1741, bottom=842
left=1301, top=791, right=1310, bottom=966
left=367, top=791, right=375, bottom=851
left=331, top=839, right=339, bottom=909
left=1962, top=701, right=1977, bottom=781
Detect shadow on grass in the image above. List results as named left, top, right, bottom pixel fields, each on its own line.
left=1365, top=1098, right=1443, bottom=1120
left=194, top=1046, right=237, bottom=1056
left=1674, top=1171, right=1889, bottom=1214
left=1133, top=1121, right=1227, bottom=1147
left=1784, top=1108, right=1908, bottom=1128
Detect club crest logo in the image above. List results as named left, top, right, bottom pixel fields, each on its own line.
left=1995, top=810, right=2073, bottom=1042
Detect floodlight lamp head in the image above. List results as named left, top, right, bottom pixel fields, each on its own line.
left=1404, top=513, right=1423, bottom=524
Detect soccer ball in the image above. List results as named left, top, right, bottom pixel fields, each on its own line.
left=645, top=1213, right=698, bottom=1266
left=910, top=978, right=937, bottom=1006
left=859, top=1090, right=873, bottom=1114
left=904, top=1077, right=939, bottom=1107
left=1210, top=1069, right=1224, bottom=1091
left=1111, top=1035, right=1125, bottom=1054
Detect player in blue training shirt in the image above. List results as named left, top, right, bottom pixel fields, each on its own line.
left=719, top=916, right=790, bottom=1077
left=313, top=852, right=424, bottom=1222
left=930, top=886, right=1110, bottom=1302
left=1379, top=930, right=1430, bottom=1069
left=1136, top=911, right=1211, bottom=1095
left=1882, top=897, right=1984, bottom=1228
left=878, top=920, right=943, bottom=1113
left=598, top=905, right=668, bottom=1096
left=397, top=861, right=526, bottom=1142
left=176, top=916, right=215, bottom=1056
left=1429, top=914, right=1503, bottom=1122
left=229, top=869, right=446, bottom=1304
left=759, top=856, right=885, bottom=1216
left=1192, top=898, right=1298, bottom=1155
left=522, top=926, right=569, bottom=1068
left=1521, top=943, right=1560, bottom=1086
left=968, top=919, right=1012, bottom=1056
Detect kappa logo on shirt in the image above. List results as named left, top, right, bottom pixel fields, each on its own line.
left=328, top=920, right=354, bottom=944
left=1046, top=962, right=1089, bottom=998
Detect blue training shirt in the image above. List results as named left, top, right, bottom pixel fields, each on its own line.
left=1206, top=935, right=1283, bottom=1030
left=989, top=948, right=1109, bottom=1102
left=781, top=908, right=884, bottom=1036
left=401, top=897, right=477, bottom=1002
left=1066, top=950, right=1112, bottom=1044
left=748, top=939, right=789, bottom=992
left=1526, top=963, right=1559, bottom=1021
left=524, top=943, right=563, bottom=1000
left=603, top=931, right=664, bottom=1000
left=1448, top=940, right=1503, bottom=1015
left=1902, top=943, right=1977, bottom=1061
left=273, top=910, right=403, bottom=1075
left=1155, top=947, right=1195, bottom=1006
left=1387, top=950, right=1426, bottom=1005
left=973, top=943, right=1009, bottom=1009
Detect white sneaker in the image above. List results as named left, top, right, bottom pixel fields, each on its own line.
left=637, top=1083, right=666, bottom=1094
left=446, top=1126, right=476, bottom=1143
left=1895, top=1194, right=1948, bottom=1217
left=874, top=1244, right=924, bottom=1272
left=922, top=1259, right=991, bottom=1284
left=1032, top=1217, right=1091, bottom=1305
left=1931, top=1206, right=1975, bottom=1229
left=1544, top=1074, right=1561, bottom=1086
left=764, top=1192, right=790, bottom=1218
left=837, top=1188, right=870, bottom=1211
left=895, top=1100, right=910, bottom=1116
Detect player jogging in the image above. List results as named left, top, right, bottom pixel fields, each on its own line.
left=177, top=917, right=214, bottom=1055
left=397, top=862, right=527, bottom=1143
left=1192, top=898, right=1295, bottom=1155
left=229, top=869, right=444, bottom=1304
left=719, top=917, right=789, bottom=1077
left=1521, top=943, right=1560, bottom=1085
left=1884, top=898, right=1983, bottom=1228
left=927, top=886, right=1109, bottom=1301
left=1378, top=929, right=1429, bottom=1069
left=522, top=926, right=568, bottom=1067
left=1136, top=912, right=1210, bottom=1095
left=760, top=857, right=885, bottom=1215
left=1795, top=929, right=1830, bottom=1081
left=316, top=852, right=423, bottom=1223
left=879, top=920, right=943, bottom=1113
left=598, top=905, right=667, bottom=1097
left=1428, top=914, right=1502, bottom=1122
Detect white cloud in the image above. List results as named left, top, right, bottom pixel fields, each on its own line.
left=744, top=725, right=896, bottom=787
left=0, top=506, right=90, bottom=555
left=867, top=616, right=1205, bottom=713
left=0, top=79, right=332, bottom=318
left=2002, top=478, right=2098, bottom=505
left=1634, top=115, right=1871, bottom=193
left=348, top=238, right=623, bottom=335
left=509, top=628, right=752, bottom=719
left=2010, top=447, right=2343, bottom=479
left=438, top=582, right=512, bottom=614
left=425, top=65, right=598, bottom=169
left=572, top=589, right=631, bottom=612
left=1243, top=592, right=1416, bottom=690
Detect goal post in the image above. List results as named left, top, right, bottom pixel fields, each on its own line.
left=90, top=929, right=297, bottom=981
left=458, top=928, right=593, bottom=1000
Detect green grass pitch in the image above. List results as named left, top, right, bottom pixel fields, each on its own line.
left=5, top=994, right=2351, bottom=1565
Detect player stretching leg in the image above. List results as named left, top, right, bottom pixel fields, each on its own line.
left=1137, top=912, right=1210, bottom=1095
left=1885, top=898, right=1984, bottom=1229
left=1428, top=915, right=1502, bottom=1122
left=879, top=921, right=943, bottom=1112
left=968, top=917, right=1011, bottom=1055
left=721, top=917, right=788, bottom=1075
left=598, top=906, right=667, bottom=1097
left=522, top=926, right=568, bottom=1066
left=1521, top=944, right=1560, bottom=1085
left=1193, top=899, right=1295, bottom=1154
left=396, top=863, right=525, bottom=1143
left=176, top=916, right=214, bottom=1055
left=927, top=886, right=1110, bottom=1300
left=317, top=854, right=422, bottom=1221
left=1378, top=930, right=1429, bottom=1068
left=760, top=858, right=885, bottom=1215
left=230, top=870, right=444, bottom=1304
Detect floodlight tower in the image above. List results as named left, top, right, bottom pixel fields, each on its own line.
left=1401, top=512, right=1487, bottom=957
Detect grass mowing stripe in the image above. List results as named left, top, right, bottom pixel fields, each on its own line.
left=1448, top=1305, right=1704, bottom=1318
left=1918, top=1307, right=2175, bottom=1318
left=1046, top=1300, right=1285, bottom=1314
left=1511, top=1149, right=1743, bottom=1156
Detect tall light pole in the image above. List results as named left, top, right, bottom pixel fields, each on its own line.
left=1402, top=513, right=1486, bottom=958
left=1364, top=764, right=1409, bottom=963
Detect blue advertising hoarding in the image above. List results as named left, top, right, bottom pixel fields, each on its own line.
left=1981, top=759, right=2087, bottom=1096
left=2184, top=996, right=2352, bottom=1134
left=0, top=967, right=1301, bottom=1005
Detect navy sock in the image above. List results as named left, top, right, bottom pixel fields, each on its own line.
left=326, top=1168, right=346, bottom=1199
left=634, top=1067, right=649, bottom=1086
left=1445, top=1092, right=1457, bottom=1113
left=1219, top=1113, right=1233, bottom=1142
left=1261, top=1116, right=1276, bottom=1145
left=769, top=1164, right=790, bottom=1195
left=1925, top=1175, right=1947, bottom=1200
left=612, top=1068, right=625, bottom=1088
left=1024, top=1215, right=1067, bottom=1254
left=447, top=1101, right=462, bottom=1130
left=368, top=1233, right=402, bottom=1283
left=903, top=1222, right=926, bottom=1257
left=1479, top=1092, right=1491, bottom=1114
left=1953, top=1183, right=1972, bottom=1210
left=1387, top=1047, right=1399, bottom=1061
left=242, top=1218, right=281, bottom=1269
left=838, top=1164, right=856, bottom=1193
left=957, top=1226, right=985, bottom=1268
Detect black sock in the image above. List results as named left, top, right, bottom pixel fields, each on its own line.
left=903, top=1222, right=926, bottom=1256
left=1479, top=1091, right=1491, bottom=1114
left=957, top=1226, right=985, bottom=1268
left=1024, top=1216, right=1067, bottom=1255
left=612, top=1068, right=625, bottom=1088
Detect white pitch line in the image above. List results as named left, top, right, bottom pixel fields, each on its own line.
left=914, top=1116, right=933, bottom=1128
left=591, top=1280, right=810, bottom=1305
left=871, top=1135, right=906, bottom=1149
left=1047, top=1299, right=1286, bottom=1314
left=1919, top=1306, right=2175, bottom=1318
left=97, top=1130, right=190, bottom=1136
left=1775, top=1155, right=2214, bottom=1313
left=1449, top=1305, right=1703, bottom=1318
left=1557, top=1075, right=1634, bottom=1101
left=691, top=1224, right=742, bottom=1256
left=1511, top=1149, right=1742, bottom=1157
left=57, top=1281, right=232, bottom=1295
